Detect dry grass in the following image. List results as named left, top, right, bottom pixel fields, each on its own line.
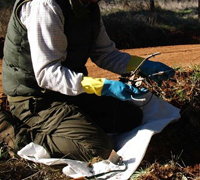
left=100, top=0, right=200, bottom=49
left=131, top=65, right=200, bottom=179
left=0, top=157, right=70, bottom=180
left=148, top=65, right=200, bottom=109
left=131, top=161, right=198, bottom=180
left=100, top=0, right=198, bottom=14
left=0, top=7, right=12, bottom=38
left=157, top=0, right=198, bottom=11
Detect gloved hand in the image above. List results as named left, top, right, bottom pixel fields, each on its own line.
left=140, top=60, right=175, bottom=85
left=81, top=77, right=148, bottom=101
left=101, top=79, right=148, bottom=101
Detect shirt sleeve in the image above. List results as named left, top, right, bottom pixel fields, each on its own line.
left=20, top=0, right=85, bottom=96
left=90, top=18, right=131, bottom=75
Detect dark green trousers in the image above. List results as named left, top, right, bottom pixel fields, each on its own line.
left=9, top=93, right=143, bottom=162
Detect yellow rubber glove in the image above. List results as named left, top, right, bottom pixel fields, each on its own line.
left=126, top=55, right=144, bottom=73
left=81, top=77, right=104, bottom=96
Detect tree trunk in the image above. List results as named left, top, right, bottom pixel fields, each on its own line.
left=150, top=0, right=155, bottom=12
left=198, top=0, right=200, bottom=21
left=123, top=0, right=129, bottom=8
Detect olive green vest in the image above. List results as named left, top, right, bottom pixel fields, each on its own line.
left=3, top=0, right=100, bottom=97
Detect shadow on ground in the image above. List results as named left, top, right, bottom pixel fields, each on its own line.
left=103, top=7, right=200, bottom=49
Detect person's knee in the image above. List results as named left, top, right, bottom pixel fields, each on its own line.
left=115, top=102, right=143, bottom=133
left=90, top=139, right=114, bottom=160
left=79, top=134, right=114, bottom=161
left=49, top=134, right=114, bottom=162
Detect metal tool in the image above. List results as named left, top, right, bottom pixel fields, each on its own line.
left=119, top=52, right=161, bottom=87
left=72, top=150, right=127, bottom=180
left=119, top=52, right=162, bottom=102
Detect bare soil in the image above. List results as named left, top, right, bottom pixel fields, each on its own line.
left=87, top=44, right=200, bottom=79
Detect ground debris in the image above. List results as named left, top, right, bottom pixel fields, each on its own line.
left=133, top=66, right=200, bottom=180
left=148, top=67, right=200, bottom=111
left=134, top=161, right=195, bottom=180
left=0, top=157, right=71, bottom=180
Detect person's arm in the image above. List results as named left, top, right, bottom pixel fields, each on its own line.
left=90, top=18, right=131, bottom=75
left=20, top=0, right=84, bottom=96
left=20, top=1, right=146, bottom=101
left=91, top=17, right=174, bottom=84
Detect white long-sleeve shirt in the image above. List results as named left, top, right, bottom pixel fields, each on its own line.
left=20, top=0, right=130, bottom=96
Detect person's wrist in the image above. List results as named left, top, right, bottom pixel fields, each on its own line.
left=140, top=59, right=150, bottom=72
left=126, top=56, right=144, bottom=73
left=81, top=76, right=105, bottom=96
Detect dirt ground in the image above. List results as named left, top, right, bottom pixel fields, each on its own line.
left=87, top=44, right=200, bottom=79
left=0, top=44, right=200, bottom=93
